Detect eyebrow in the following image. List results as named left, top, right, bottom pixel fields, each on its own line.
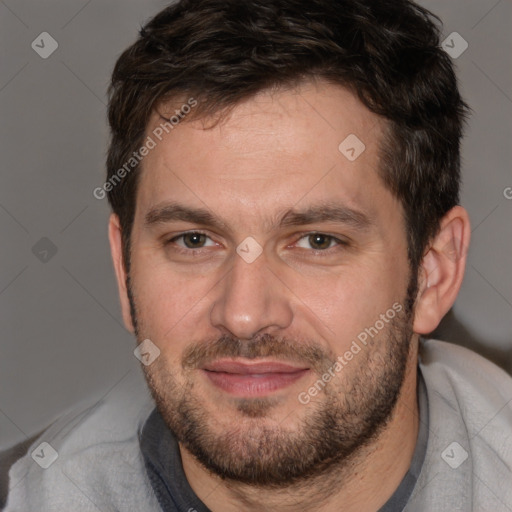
left=144, top=201, right=372, bottom=232
left=144, top=203, right=228, bottom=231
left=279, top=203, right=371, bottom=231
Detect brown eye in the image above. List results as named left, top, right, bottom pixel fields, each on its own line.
left=307, top=234, right=334, bottom=250
left=182, top=232, right=208, bottom=248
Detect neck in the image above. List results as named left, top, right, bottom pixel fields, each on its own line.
left=180, top=341, right=420, bottom=512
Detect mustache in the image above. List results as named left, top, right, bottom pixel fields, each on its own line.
left=181, top=333, right=334, bottom=374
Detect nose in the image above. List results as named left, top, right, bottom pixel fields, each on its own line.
left=209, top=251, right=293, bottom=340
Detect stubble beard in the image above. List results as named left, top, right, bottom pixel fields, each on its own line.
left=128, top=276, right=416, bottom=488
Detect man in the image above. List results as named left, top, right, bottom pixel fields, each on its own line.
left=2, top=0, right=512, bottom=510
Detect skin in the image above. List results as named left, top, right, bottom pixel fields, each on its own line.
left=109, top=80, right=471, bottom=511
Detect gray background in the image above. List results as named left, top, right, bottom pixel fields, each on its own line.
left=0, top=0, right=511, bottom=450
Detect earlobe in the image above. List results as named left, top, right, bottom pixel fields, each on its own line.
left=413, top=206, right=471, bottom=335
left=108, top=214, right=135, bottom=333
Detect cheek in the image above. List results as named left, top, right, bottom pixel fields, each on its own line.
left=129, top=254, right=217, bottom=345
left=286, top=258, right=407, bottom=346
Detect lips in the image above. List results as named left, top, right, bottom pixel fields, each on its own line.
left=201, top=359, right=310, bottom=397
left=203, top=360, right=308, bottom=374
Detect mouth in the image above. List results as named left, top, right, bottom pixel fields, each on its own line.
left=200, top=359, right=310, bottom=397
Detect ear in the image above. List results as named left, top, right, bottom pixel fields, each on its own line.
left=108, top=213, right=135, bottom=333
left=413, top=206, right=471, bottom=334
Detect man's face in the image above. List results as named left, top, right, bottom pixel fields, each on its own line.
left=124, top=81, right=415, bottom=485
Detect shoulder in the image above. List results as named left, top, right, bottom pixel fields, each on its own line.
left=419, top=337, right=512, bottom=415
left=407, top=338, right=512, bottom=511
left=2, top=367, right=162, bottom=511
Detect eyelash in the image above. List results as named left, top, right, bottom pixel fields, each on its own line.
left=164, top=231, right=348, bottom=255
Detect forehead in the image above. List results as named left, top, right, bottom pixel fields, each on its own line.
left=135, top=80, right=396, bottom=232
